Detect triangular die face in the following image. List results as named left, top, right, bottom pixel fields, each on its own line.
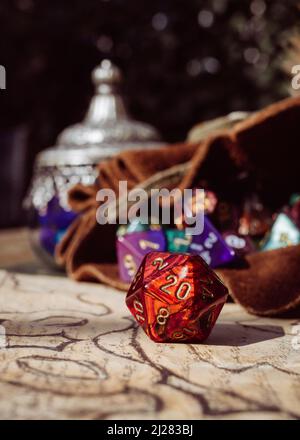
left=143, top=294, right=166, bottom=341
left=126, top=287, right=147, bottom=326
left=143, top=293, right=188, bottom=342
left=188, top=216, right=235, bottom=268
left=194, top=268, right=228, bottom=304
left=126, top=257, right=147, bottom=298
left=143, top=252, right=171, bottom=281
left=144, top=256, right=197, bottom=306
left=196, top=300, right=226, bottom=341
left=143, top=252, right=191, bottom=284
left=262, top=213, right=300, bottom=251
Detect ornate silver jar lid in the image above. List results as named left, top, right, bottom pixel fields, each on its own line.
left=36, top=59, right=162, bottom=168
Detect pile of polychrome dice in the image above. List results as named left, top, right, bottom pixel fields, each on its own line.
left=120, top=190, right=300, bottom=343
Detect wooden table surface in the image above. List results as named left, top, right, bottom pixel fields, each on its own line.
left=0, top=229, right=299, bottom=420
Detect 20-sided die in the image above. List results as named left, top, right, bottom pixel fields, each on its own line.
left=126, top=251, right=229, bottom=343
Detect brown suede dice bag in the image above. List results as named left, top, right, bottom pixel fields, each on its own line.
left=56, top=96, right=300, bottom=317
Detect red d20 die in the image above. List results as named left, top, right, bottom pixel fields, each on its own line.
left=126, top=251, right=228, bottom=343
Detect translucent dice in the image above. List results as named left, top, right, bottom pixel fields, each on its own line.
left=126, top=251, right=228, bottom=343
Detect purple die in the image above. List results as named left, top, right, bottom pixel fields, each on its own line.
left=38, top=196, right=77, bottom=230
left=38, top=196, right=78, bottom=256
left=188, top=216, right=236, bottom=268
left=223, top=231, right=256, bottom=257
left=117, top=230, right=166, bottom=282
left=40, top=227, right=57, bottom=255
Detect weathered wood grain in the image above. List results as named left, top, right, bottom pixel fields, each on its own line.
left=0, top=230, right=299, bottom=420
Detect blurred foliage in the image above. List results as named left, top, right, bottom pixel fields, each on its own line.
left=0, top=0, right=299, bottom=146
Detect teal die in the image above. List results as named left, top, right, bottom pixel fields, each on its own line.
left=261, top=213, right=300, bottom=251
left=165, top=229, right=191, bottom=253
left=117, top=218, right=161, bottom=237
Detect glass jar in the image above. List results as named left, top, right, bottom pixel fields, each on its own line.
left=25, top=60, right=162, bottom=267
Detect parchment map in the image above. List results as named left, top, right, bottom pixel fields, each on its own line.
left=0, top=267, right=299, bottom=420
